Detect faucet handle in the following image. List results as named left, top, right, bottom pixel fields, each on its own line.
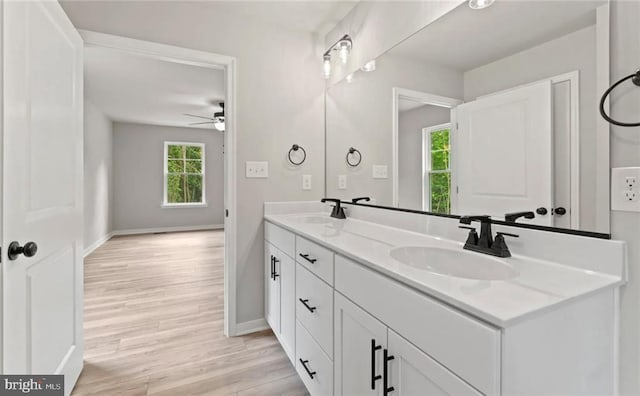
left=496, top=231, right=519, bottom=238
left=459, top=226, right=479, bottom=247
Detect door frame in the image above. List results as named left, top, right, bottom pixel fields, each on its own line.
left=391, top=88, right=462, bottom=207
left=79, top=30, right=239, bottom=336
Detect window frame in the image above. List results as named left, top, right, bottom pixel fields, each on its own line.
left=422, top=123, right=452, bottom=213
left=162, top=141, right=207, bottom=208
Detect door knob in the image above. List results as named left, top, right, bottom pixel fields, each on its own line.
left=536, top=207, right=548, bottom=215
left=554, top=207, right=567, bottom=216
left=7, top=241, right=38, bottom=261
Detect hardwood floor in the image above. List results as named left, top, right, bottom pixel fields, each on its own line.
left=74, top=230, right=307, bottom=396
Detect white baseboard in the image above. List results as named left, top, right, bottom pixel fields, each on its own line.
left=234, top=318, right=269, bottom=336
left=83, top=232, right=114, bottom=258
left=112, top=224, right=224, bottom=236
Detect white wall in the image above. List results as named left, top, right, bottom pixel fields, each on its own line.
left=326, top=54, right=463, bottom=204
left=60, top=1, right=326, bottom=325
left=398, top=104, right=450, bottom=210
left=112, top=122, right=223, bottom=231
left=464, top=25, right=599, bottom=230
left=83, top=99, right=113, bottom=253
left=610, top=1, right=640, bottom=394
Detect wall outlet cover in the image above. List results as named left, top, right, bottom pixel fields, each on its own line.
left=245, top=161, right=269, bottom=178
left=302, top=174, right=312, bottom=190
left=612, top=167, right=640, bottom=212
left=338, top=175, right=347, bottom=190
left=372, top=165, right=388, bottom=179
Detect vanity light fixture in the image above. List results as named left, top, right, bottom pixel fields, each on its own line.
left=322, top=34, right=353, bottom=79
left=468, top=0, right=495, bottom=10
left=361, top=60, right=376, bottom=72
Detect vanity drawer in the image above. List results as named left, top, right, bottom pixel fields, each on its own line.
left=334, top=255, right=501, bottom=396
left=296, top=264, right=334, bottom=359
left=296, top=236, right=334, bottom=285
left=265, top=221, right=295, bottom=258
left=296, top=320, right=333, bottom=396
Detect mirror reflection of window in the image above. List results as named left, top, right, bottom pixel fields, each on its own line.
left=424, top=124, right=451, bottom=214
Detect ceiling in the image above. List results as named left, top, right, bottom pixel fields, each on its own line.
left=388, top=0, right=605, bottom=71
left=84, top=46, right=225, bottom=129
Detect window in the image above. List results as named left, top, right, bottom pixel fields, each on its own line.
left=423, top=124, right=451, bottom=214
left=163, top=142, right=206, bottom=206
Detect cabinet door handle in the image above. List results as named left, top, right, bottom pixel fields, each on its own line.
left=299, top=298, right=317, bottom=313
left=299, top=359, right=317, bottom=379
left=383, top=348, right=395, bottom=395
left=299, top=253, right=317, bottom=264
left=273, top=256, right=280, bottom=280
left=270, top=255, right=275, bottom=280
left=371, top=339, right=382, bottom=390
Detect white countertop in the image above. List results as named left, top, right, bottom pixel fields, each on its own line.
left=264, top=212, right=623, bottom=327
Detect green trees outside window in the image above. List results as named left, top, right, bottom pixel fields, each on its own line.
left=428, top=128, right=451, bottom=214
left=165, top=143, right=204, bottom=204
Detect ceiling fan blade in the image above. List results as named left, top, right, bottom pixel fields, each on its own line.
left=184, top=113, right=215, bottom=121
left=189, top=121, right=215, bottom=126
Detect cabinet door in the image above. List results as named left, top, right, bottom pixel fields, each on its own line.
left=265, top=242, right=281, bottom=333
left=334, top=292, right=387, bottom=396
left=386, top=330, right=481, bottom=396
left=280, top=251, right=295, bottom=362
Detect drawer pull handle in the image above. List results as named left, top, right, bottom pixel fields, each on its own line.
left=383, top=348, right=395, bottom=395
left=299, top=359, right=317, bottom=379
left=371, top=339, right=382, bottom=390
left=273, top=256, right=280, bottom=280
left=299, top=298, right=317, bottom=313
left=299, top=253, right=317, bottom=264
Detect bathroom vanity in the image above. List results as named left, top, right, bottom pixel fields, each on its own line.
left=264, top=202, right=625, bottom=396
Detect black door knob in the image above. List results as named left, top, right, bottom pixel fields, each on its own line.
left=8, top=241, right=38, bottom=261
left=554, top=207, right=567, bottom=216
left=536, top=207, right=548, bottom=215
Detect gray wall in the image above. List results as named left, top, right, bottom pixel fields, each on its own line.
left=398, top=104, right=450, bottom=210
left=112, top=122, right=224, bottom=231
left=464, top=25, right=599, bottom=230
left=84, top=100, right=113, bottom=251
left=611, top=1, right=640, bottom=394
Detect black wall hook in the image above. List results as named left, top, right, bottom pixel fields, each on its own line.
left=599, top=69, right=640, bottom=127
left=288, top=144, right=306, bottom=165
left=346, top=147, right=362, bottom=167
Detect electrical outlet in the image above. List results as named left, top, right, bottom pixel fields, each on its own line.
left=612, top=167, right=640, bottom=212
left=372, top=165, right=388, bottom=179
left=245, top=161, right=269, bottom=178
left=338, top=175, right=347, bottom=190
left=302, top=174, right=312, bottom=190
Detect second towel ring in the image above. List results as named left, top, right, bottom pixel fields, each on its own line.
left=599, top=69, right=640, bottom=127
left=346, top=147, right=362, bottom=167
left=288, top=144, right=307, bottom=166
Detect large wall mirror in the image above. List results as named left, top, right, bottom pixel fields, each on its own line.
left=325, top=0, right=610, bottom=234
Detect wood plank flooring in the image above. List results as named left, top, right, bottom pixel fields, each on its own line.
left=73, top=230, right=307, bottom=396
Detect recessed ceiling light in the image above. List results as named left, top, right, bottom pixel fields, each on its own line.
left=469, top=0, right=494, bottom=10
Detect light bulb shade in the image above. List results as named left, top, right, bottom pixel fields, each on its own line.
left=337, top=39, right=351, bottom=64
left=323, top=54, right=332, bottom=79
left=214, top=120, right=225, bottom=131
left=468, top=0, right=494, bottom=9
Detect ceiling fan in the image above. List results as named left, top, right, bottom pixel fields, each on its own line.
left=184, top=102, right=225, bottom=131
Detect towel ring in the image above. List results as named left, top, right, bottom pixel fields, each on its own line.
left=288, top=144, right=306, bottom=166
left=599, top=69, right=640, bottom=127
left=346, top=147, right=362, bottom=167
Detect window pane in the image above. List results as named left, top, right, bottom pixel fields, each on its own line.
left=430, top=129, right=450, bottom=171
left=167, top=159, right=184, bottom=173
left=430, top=172, right=451, bottom=214
left=167, top=174, right=185, bottom=203
left=185, top=159, right=202, bottom=173
left=167, top=174, right=203, bottom=204
left=167, top=145, right=183, bottom=159
left=185, top=145, right=202, bottom=160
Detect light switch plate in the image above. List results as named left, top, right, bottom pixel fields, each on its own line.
left=372, top=165, right=388, bottom=179
left=338, top=175, right=347, bottom=190
left=246, top=161, right=269, bottom=178
left=612, top=167, right=640, bottom=212
left=302, top=174, right=312, bottom=190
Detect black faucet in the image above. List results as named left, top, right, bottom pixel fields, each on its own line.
left=505, top=211, right=535, bottom=223
left=321, top=198, right=347, bottom=219
left=351, top=197, right=371, bottom=204
left=459, top=215, right=519, bottom=258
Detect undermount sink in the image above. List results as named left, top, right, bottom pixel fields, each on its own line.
left=292, top=215, right=333, bottom=224
left=390, top=246, right=519, bottom=281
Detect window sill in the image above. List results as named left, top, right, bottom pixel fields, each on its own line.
left=161, top=202, right=208, bottom=209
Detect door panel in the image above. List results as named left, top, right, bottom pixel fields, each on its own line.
left=280, top=251, right=295, bottom=362
left=453, top=81, right=553, bottom=225
left=3, top=1, right=84, bottom=393
left=265, top=243, right=281, bottom=333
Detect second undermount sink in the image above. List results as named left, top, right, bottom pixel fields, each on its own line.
left=390, top=246, right=519, bottom=281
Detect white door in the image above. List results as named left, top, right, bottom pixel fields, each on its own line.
left=264, top=243, right=281, bottom=333
left=279, top=252, right=295, bottom=363
left=386, top=330, right=481, bottom=396
left=3, top=1, right=84, bottom=394
left=334, top=292, right=387, bottom=396
left=453, top=81, right=553, bottom=225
